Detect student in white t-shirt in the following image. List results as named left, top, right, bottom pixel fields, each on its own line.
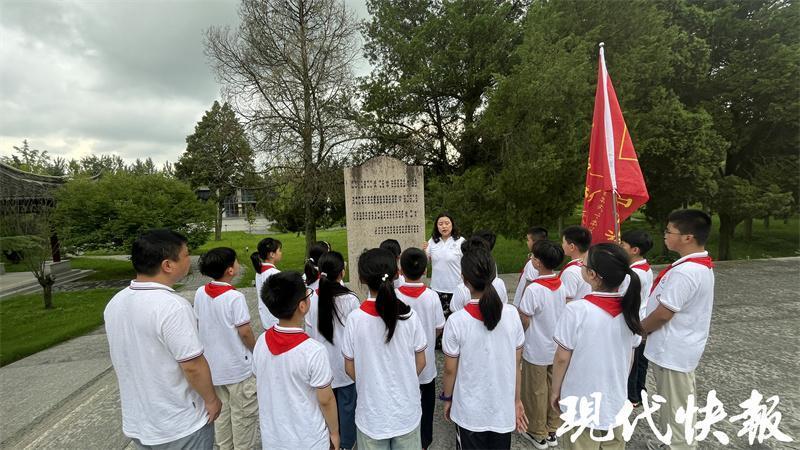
left=518, top=240, right=566, bottom=449
left=251, top=238, right=282, bottom=331
left=550, top=243, right=643, bottom=449
left=619, top=230, right=655, bottom=408
left=559, top=226, right=593, bottom=302
left=195, top=247, right=258, bottom=450
left=254, top=271, right=340, bottom=450
left=380, top=238, right=407, bottom=288
left=423, top=212, right=466, bottom=316
left=304, top=241, right=331, bottom=291
left=450, top=232, right=509, bottom=311
left=396, top=247, right=446, bottom=450
left=513, top=227, right=548, bottom=306
left=641, top=210, right=715, bottom=450
left=305, top=250, right=360, bottom=450
left=105, top=229, right=221, bottom=449
left=442, top=246, right=527, bottom=450
left=342, top=248, right=427, bottom=450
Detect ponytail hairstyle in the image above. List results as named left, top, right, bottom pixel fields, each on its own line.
left=316, top=251, right=353, bottom=344
left=358, top=248, right=411, bottom=342
left=251, top=238, right=282, bottom=274
left=304, top=241, right=330, bottom=285
left=586, top=243, right=643, bottom=335
left=460, top=247, right=503, bottom=330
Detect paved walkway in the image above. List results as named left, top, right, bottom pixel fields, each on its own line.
left=1, top=258, right=798, bottom=449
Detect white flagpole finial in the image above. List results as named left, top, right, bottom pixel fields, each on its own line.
left=599, top=42, right=605, bottom=48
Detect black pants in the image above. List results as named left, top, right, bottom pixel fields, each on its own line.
left=456, top=425, right=511, bottom=450
left=420, top=380, right=436, bottom=448
left=627, top=343, right=649, bottom=403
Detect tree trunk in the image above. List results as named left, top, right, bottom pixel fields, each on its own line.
left=557, top=216, right=563, bottom=236
left=215, top=201, right=223, bottom=241
left=718, top=215, right=738, bottom=261
left=763, top=216, right=770, bottom=229
left=304, top=197, right=317, bottom=252
left=50, top=232, right=62, bottom=262
left=41, top=276, right=54, bottom=309
left=743, top=218, right=753, bottom=241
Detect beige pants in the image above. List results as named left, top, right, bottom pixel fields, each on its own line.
left=214, top=375, right=258, bottom=450
left=651, top=363, right=697, bottom=450
left=521, top=360, right=562, bottom=438
left=562, top=427, right=625, bottom=450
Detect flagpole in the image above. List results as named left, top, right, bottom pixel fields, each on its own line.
left=600, top=42, right=621, bottom=243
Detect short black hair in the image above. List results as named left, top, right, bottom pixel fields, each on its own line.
left=461, top=235, right=491, bottom=253
left=473, top=230, right=497, bottom=250
left=527, top=226, right=548, bottom=240
left=379, top=239, right=402, bottom=258
left=562, top=225, right=592, bottom=253
left=131, top=229, right=188, bottom=276
left=621, top=230, right=653, bottom=256
left=532, top=240, right=565, bottom=270
left=400, top=247, right=427, bottom=279
left=199, top=247, right=237, bottom=280
left=668, top=209, right=712, bottom=245
left=262, top=271, right=308, bottom=320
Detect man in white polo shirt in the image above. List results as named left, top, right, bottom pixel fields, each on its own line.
left=642, top=210, right=715, bottom=450
left=105, top=229, right=222, bottom=449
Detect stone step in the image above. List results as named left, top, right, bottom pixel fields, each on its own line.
left=0, top=269, right=95, bottom=300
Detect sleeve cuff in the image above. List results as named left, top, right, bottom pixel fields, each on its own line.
left=443, top=350, right=459, bottom=358
left=312, top=377, right=334, bottom=389
left=176, top=350, right=204, bottom=363
left=553, top=336, right=573, bottom=351
left=234, top=320, right=251, bottom=327
left=657, top=297, right=680, bottom=312
left=415, top=344, right=428, bottom=353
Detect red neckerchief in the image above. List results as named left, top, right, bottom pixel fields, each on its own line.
left=584, top=294, right=623, bottom=317
left=204, top=283, right=235, bottom=298
left=398, top=284, right=427, bottom=298
left=464, top=302, right=483, bottom=321
left=261, top=263, right=275, bottom=271
left=265, top=326, right=310, bottom=355
left=557, top=259, right=583, bottom=279
left=650, top=256, right=714, bottom=294
left=631, top=260, right=651, bottom=273
left=360, top=299, right=379, bottom=316
left=533, top=275, right=562, bottom=291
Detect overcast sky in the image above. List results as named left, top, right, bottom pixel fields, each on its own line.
left=0, top=0, right=370, bottom=166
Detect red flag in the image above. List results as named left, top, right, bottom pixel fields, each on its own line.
left=581, top=44, right=649, bottom=244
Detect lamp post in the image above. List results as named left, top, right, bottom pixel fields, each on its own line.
left=195, top=186, right=211, bottom=202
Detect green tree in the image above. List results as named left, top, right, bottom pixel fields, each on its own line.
left=1, top=140, right=66, bottom=176
left=360, top=0, right=524, bottom=173
left=206, top=0, right=360, bottom=251
left=693, top=0, right=800, bottom=259
left=174, top=101, right=255, bottom=241
left=54, top=173, right=214, bottom=251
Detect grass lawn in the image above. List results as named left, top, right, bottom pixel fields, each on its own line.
left=197, top=215, right=799, bottom=282
left=0, top=288, right=117, bottom=366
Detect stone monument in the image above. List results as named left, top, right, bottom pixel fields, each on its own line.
left=344, top=156, right=425, bottom=288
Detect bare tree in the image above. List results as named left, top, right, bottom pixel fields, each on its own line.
left=206, top=0, right=360, bottom=250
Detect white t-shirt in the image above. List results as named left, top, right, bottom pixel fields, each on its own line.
left=644, top=252, right=715, bottom=373
left=193, top=282, right=253, bottom=385
left=442, top=302, right=525, bottom=433
left=104, top=281, right=207, bottom=445
left=560, top=259, right=592, bottom=302
left=393, top=274, right=406, bottom=288
left=619, top=259, right=655, bottom=319
left=396, top=283, right=446, bottom=384
left=305, top=291, right=360, bottom=388
left=518, top=274, right=567, bottom=365
left=255, top=265, right=280, bottom=330
left=341, top=300, right=427, bottom=439
left=513, top=260, right=539, bottom=305
left=426, top=236, right=466, bottom=293
left=449, top=277, right=508, bottom=312
left=553, top=292, right=641, bottom=430
left=253, top=326, right=333, bottom=450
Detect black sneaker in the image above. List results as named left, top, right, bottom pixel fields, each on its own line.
left=546, top=432, right=558, bottom=447
left=521, top=432, right=548, bottom=450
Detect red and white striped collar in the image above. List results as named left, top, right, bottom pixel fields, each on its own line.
left=129, top=280, right=174, bottom=292
left=672, top=251, right=709, bottom=267
left=273, top=324, right=305, bottom=334
left=631, top=259, right=649, bottom=268
left=586, top=291, right=622, bottom=298
left=537, top=273, right=558, bottom=280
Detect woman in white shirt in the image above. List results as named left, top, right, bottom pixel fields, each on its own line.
left=423, top=212, right=465, bottom=316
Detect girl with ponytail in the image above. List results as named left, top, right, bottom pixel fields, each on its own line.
left=441, top=247, right=528, bottom=449
left=252, top=238, right=282, bottom=330
left=550, top=243, right=643, bottom=448
left=341, top=248, right=428, bottom=449
left=304, top=241, right=330, bottom=290
left=305, top=251, right=360, bottom=450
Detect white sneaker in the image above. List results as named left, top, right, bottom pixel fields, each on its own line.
left=546, top=433, right=558, bottom=447
left=521, top=432, right=549, bottom=450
